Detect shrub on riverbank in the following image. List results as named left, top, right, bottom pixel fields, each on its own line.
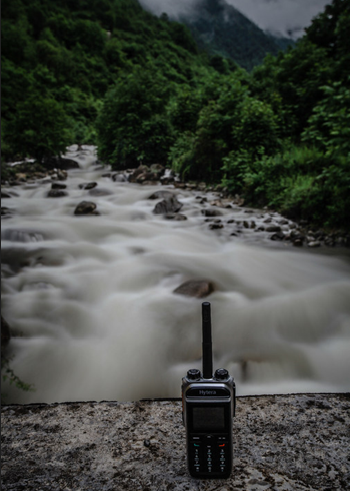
left=222, top=145, right=350, bottom=229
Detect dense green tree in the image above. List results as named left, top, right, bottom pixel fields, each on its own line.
left=1, top=0, right=213, bottom=163
left=97, top=68, right=175, bottom=167
left=302, top=80, right=350, bottom=156
left=5, top=96, right=71, bottom=163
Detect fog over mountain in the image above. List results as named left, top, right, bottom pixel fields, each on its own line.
left=139, top=0, right=330, bottom=39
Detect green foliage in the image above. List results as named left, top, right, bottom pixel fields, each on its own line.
left=1, top=356, right=35, bottom=403
left=97, top=68, right=175, bottom=167
left=231, top=97, right=281, bottom=157
left=5, top=96, right=72, bottom=163
left=222, top=145, right=350, bottom=228
left=302, top=80, right=350, bottom=156
left=1, top=0, right=349, bottom=230
left=1, top=0, right=215, bottom=163
left=169, top=75, right=280, bottom=182
left=220, top=0, right=350, bottom=229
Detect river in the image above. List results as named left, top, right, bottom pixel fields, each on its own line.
left=2, top=146, right=350, bottom=403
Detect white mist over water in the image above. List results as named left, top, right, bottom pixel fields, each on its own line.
left=2, top=146, right=350, bottom=403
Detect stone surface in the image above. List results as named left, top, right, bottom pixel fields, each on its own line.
left=78, top=182, right=97, bottom=190
left=153, top=196, right=183, bottom=215
left=47, top=189, right=68, bottom=198
left=164, top=212, right=187, bottom=221
left=1, top=394, right=349, bottom=490
left=148, top=190, right=175, bottom=200
left=51, top=182, right=67, bottom=190
left=202, top=208, right=223, bottom=218
left=74, top=201, right=98, bottom=216
left=173, top=280, right=215, bottom=298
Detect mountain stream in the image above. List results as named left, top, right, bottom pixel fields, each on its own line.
left=2, top=146, right=350, bottom=403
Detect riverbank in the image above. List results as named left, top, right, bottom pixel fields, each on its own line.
left=1, top=393, right=349, bottom=490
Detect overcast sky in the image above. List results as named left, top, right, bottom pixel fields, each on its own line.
left=139, top=0, right=330, bottom=38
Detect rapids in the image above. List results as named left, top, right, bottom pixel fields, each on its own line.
left=2, top=146, right=350, bottom=403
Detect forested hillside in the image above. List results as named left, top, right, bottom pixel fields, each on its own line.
left=177, top=0, right=295, bottom=71
left=1, top=0, right=349, bottom=230
left=1, top=0, right=211, bottom=163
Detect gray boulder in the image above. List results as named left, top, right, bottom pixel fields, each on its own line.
left=74, top=201, right=99, bottom=216
left=153, top=196, right=183, bottom=214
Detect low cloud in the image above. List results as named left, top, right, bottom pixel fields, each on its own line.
left=139, top=0, right=330, bottom=38
left=225, top=0, right=330, bottom=38
left=138, top=0, right=198, bottom=19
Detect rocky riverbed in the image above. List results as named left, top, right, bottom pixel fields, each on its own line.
left=1, top=394, right=350, bottom=491
left=2, top=151, right=350, bottom=250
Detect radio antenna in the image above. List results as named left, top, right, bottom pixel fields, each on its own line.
left=202, top=301, right=213, bottom=379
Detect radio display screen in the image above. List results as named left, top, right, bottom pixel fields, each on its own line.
left=192, top=406, right=225, bottom=431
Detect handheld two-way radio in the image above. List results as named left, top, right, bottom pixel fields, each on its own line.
left=182, top=302, right=236, bottom=479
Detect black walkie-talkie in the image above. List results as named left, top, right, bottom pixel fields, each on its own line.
left=182, top=302, right=236, bottom=479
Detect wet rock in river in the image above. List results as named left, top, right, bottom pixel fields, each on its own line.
left=202, top=208, right=223, bottom=218
left=47, top=189, right=68, bottom=198
left=74, top=201, right=99, bottom=216
left=153, top=196, right=183, bottom=214
left=270, top=231, right=285, bottom=241
left=50, top=169, right=68, bottom=181
left=78, top=182, right=97, bottom=190
left=173, top=280, right=215, bottom=298
left=129, top=164, right=165, bottom=183
left=209, top=222, right=224, bottom=230
left=129, top=165, right=149, bottom=183
left=243, top=220, right=257, bottom=229
left=164, top=212, right=187, bottom=221
left=290, top=230, right=306, bottom=246
left=51, top=182, right=67, bottom=190
left=265, top=225, right=282, bottom=233
left=148, top=190, right=175, bottom=200
left=210, top=199, right=224, bottom=207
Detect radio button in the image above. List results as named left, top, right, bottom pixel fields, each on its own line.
left=187, top=369, right=201, bottom=380
left=214, top=368, right=229, bottom=380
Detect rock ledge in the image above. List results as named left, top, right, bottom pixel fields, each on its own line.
left=1, top=393, right=349, bottom=490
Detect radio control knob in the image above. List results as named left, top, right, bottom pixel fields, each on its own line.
left=214, top=368, right=229, bottom=380
left=187, top=369, right=201, bottom=380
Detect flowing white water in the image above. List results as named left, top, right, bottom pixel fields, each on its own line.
left=2, top=146, right=350, bottom=403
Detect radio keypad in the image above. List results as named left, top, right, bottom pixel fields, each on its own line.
left=190, top=435, right=230, bottom=475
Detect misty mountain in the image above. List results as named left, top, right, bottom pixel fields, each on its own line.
left=174, top=0, right=295, bottom=70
